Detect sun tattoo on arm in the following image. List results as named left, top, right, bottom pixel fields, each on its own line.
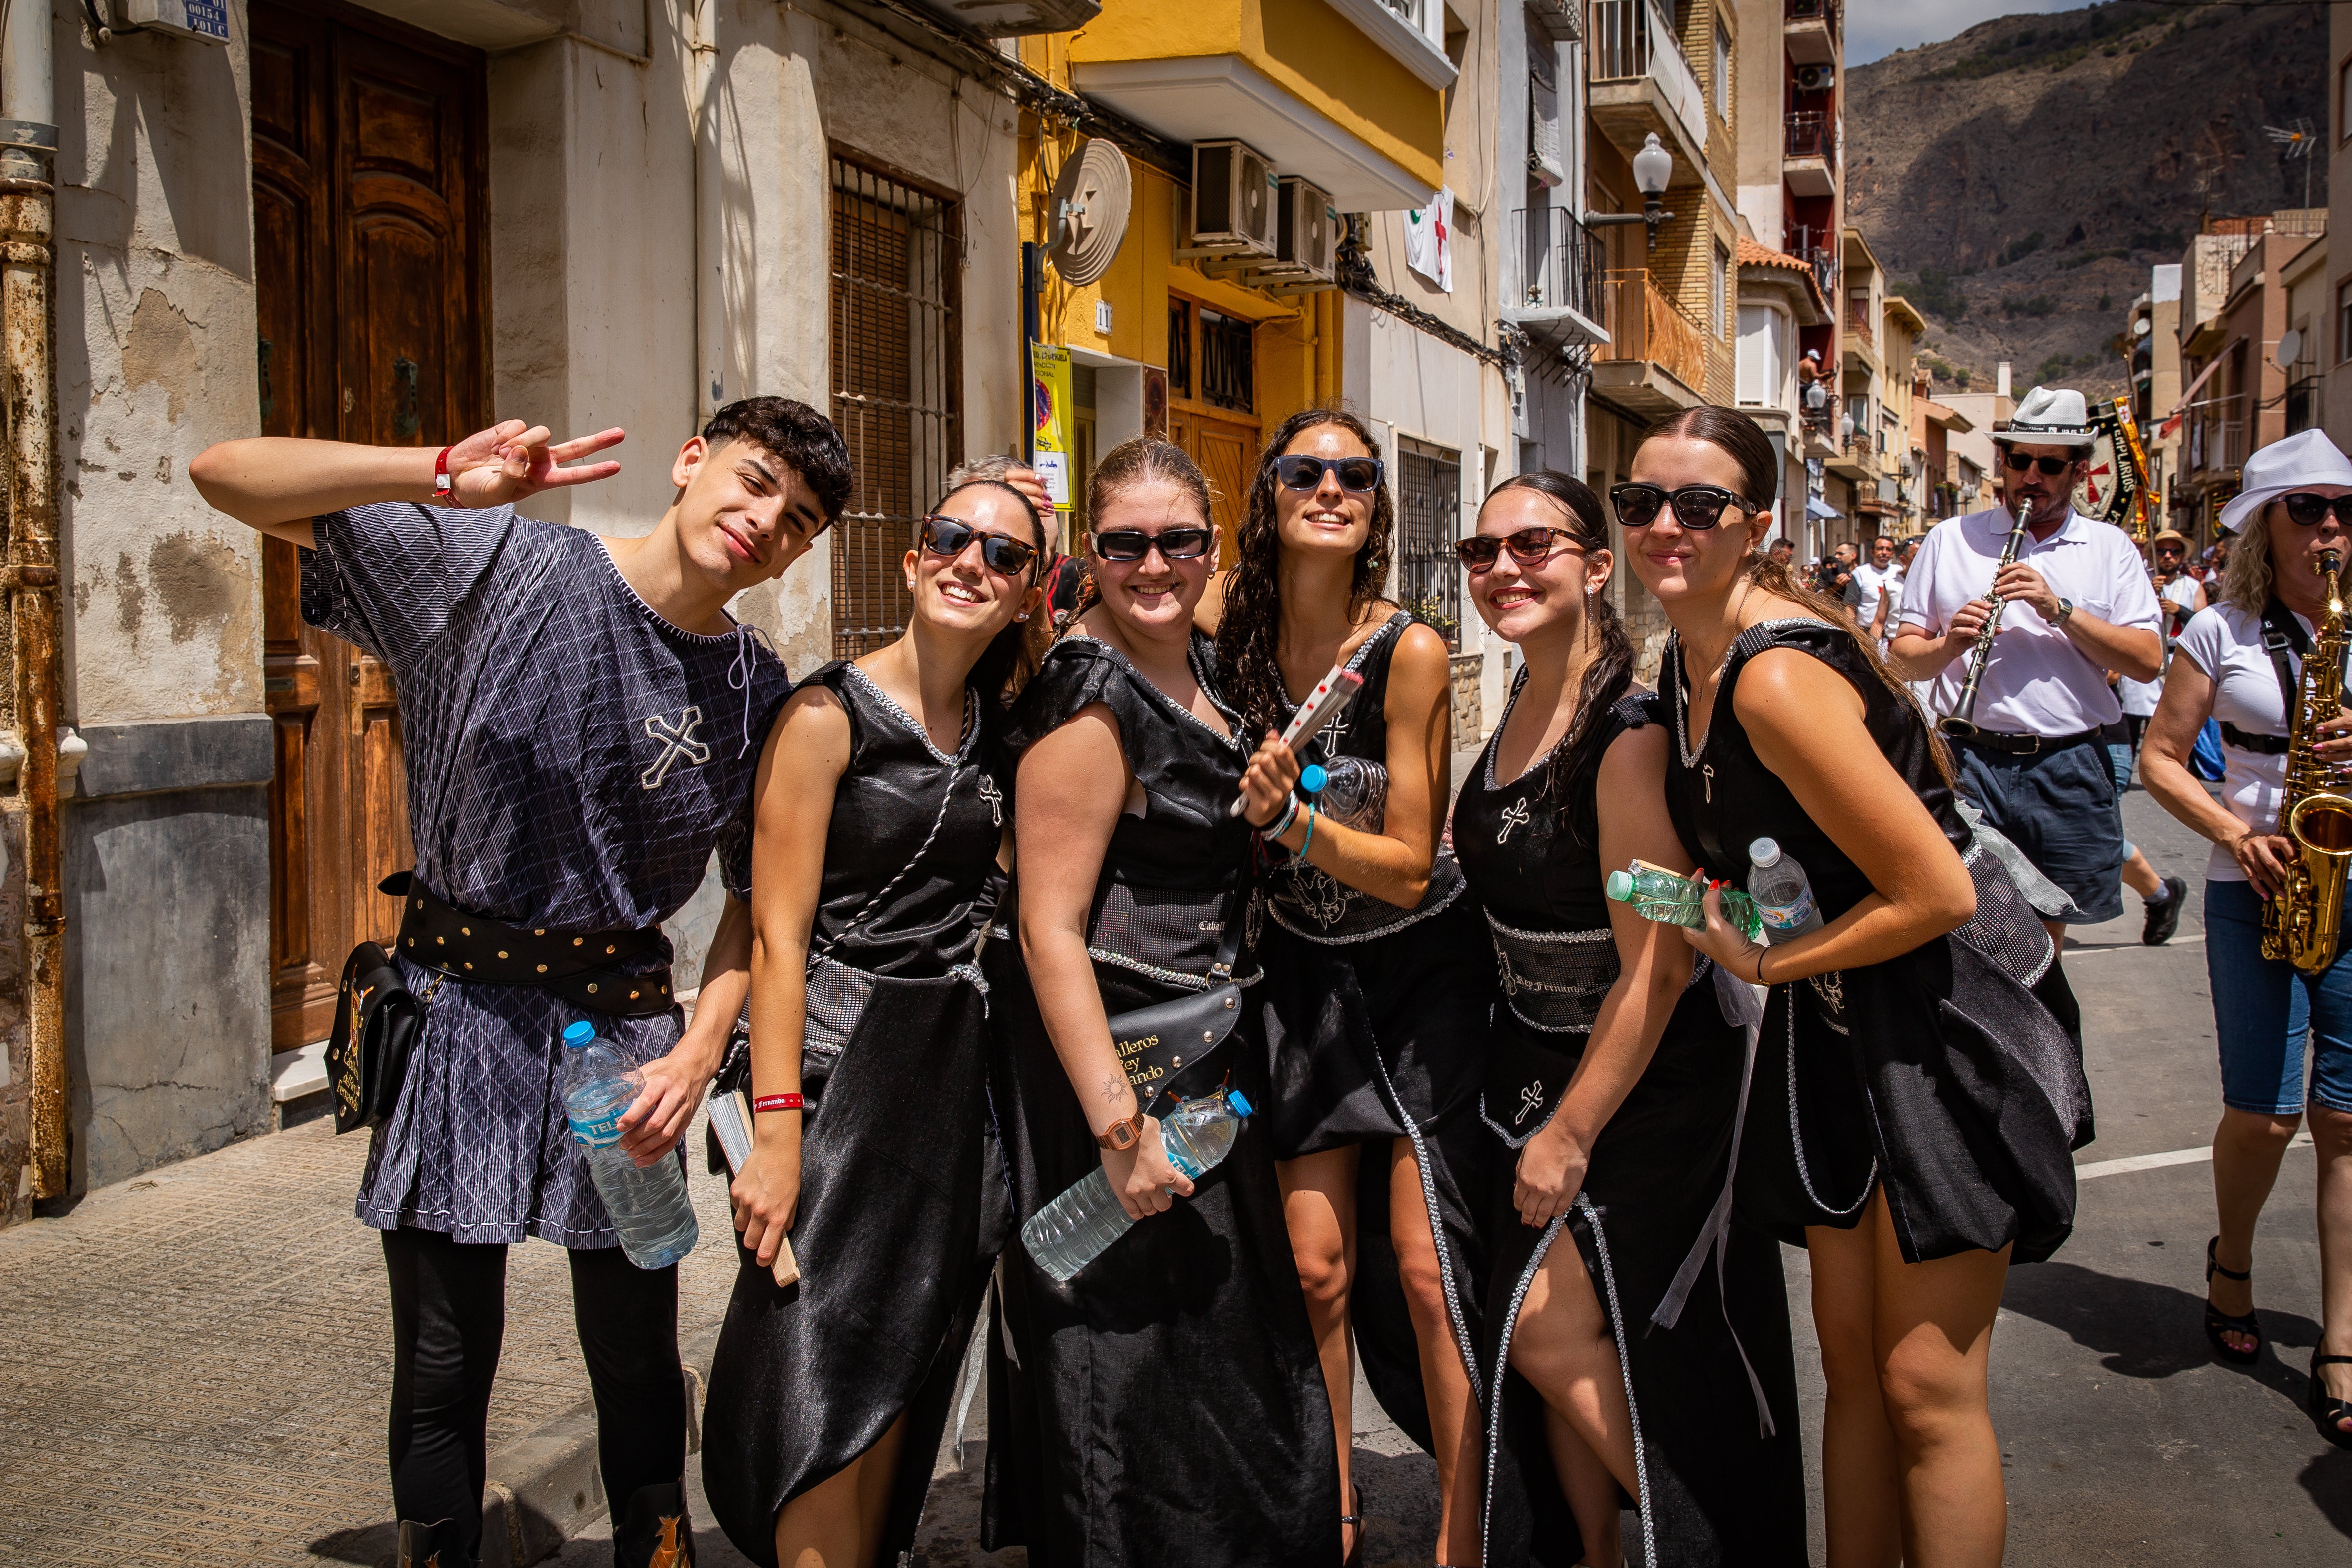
left=1100, top=1073, right=1127, bottom=1105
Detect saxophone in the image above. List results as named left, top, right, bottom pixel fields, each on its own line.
left=2262, top=548, right=2352, bottom=974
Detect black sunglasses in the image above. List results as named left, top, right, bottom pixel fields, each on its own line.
left=2002, top=450, right=2075, bottom=477
left=2281, top=492, right=2352, bottom=528
left=1092, top=526, right=1215, bottom=563
left=921, top=514, right=1038, bottom=576
left=1456, top=526, right=1581, bottom=571
left=1276, top=455, right=1384, bottom=493
left=1609, top=482, right=1757, bottom=531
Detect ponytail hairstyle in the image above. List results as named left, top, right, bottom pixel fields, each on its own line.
left=1635, top=405, right=1955, bottom=785
left=1216, top=408, right=1397, bottom=738
left=927, top=477, right=1053, bottom=712
left=1058, top=438, right=1217, bottom=633
left=1482, top=471, right=1633, bottom=842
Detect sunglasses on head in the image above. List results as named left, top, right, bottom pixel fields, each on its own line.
left=920, top=514, right=1037, bottom=576
left=1456, top=526, right=1581, bottom=571
left=2002, top=450, right=2075, bottom=477
left=2281, top=492, right=2352, bottom=528
left=1608, top=482, right=1757, bottom=531
left=1276, top=454, right=1383, bottom=494
left=1092, top=526, right=1215, bottom=563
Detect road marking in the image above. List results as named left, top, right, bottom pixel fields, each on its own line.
left=2077, top=1131, right=2314, bottom=1181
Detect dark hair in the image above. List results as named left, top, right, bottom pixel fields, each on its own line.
left=1215, top=408, right=1397, bottom=738
left=930, top=478, right=1052, bottom=711
left=1480, top=471, right=1633, bottom=839
left=1635, top=405, right=1954, bottom=785
left=701, top=397, right=854, bottom=523
left=1059, top=438, right=1216, bottom=631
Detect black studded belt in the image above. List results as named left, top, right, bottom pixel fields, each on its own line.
left=384, top=871, right=677, bottom=1018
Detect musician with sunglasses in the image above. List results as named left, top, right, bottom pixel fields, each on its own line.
left=1889, top=387, right=2164, bottom=942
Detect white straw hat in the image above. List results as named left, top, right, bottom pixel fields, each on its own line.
left=1996, top=386, right=2097, bottom=451
left=2218, top=429, right=2352, bottom=535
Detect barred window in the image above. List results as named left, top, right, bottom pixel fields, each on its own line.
left=1396, top=438, right=1462, bottom=649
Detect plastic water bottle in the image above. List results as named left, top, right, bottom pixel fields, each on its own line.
left=1021, top=1089, right=1254, bottom=1283
left=1747, top=838, right=1825, bottom=937
left=561, top=1021, right=699, bottom=1269
left=1605, top=860, right=1763, bottom=940
left=1300, top=757, right=1387, bottom=830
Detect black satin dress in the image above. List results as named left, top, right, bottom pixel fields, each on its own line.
left=1454, top=675, right=1805, bottom=1568
left=1257, top=611, right=1495, bottom=1455
left=982, top=633, right=1338, bottom=1568
left=1661, top=620, right=2092, bottom=1264
left=703, top=662, right=1008, bottom=1566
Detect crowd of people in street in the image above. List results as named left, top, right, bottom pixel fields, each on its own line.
left=179, top=383, right=2352, bottom=1568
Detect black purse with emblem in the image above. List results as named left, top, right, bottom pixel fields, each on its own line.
left=326, top=941, right=424, bottom=1135
left=1106, top=890, right=1249, bottom=1117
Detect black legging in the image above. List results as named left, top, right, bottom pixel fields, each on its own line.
left=383, top=1228, right=686, bottom=1559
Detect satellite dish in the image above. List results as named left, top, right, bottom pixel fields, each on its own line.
left=1046, top=139, right=1132, bottom=288
left=2275, top=327, right=2304, bottom=369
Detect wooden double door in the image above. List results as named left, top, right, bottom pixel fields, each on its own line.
left=251, top=1, right=489, bottom=1047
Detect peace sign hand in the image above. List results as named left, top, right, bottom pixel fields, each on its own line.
left=445, top=420, right=625, bottom=509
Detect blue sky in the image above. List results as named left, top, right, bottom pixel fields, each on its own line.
left=1848, top=0, right=2082, bottom=66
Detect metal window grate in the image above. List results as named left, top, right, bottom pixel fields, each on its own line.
left=1397, top=439, right=1462, bottom=649
left=830, top=155, right=961, bottom=657
left=1199, top=307, right=1253, bottom=412
left=1168, top=299, right=1193, bottom=400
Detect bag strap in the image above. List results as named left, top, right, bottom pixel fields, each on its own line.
left=811, top=686, right=978, bottom=962
left=2260, top=597, right=2314, bottom=728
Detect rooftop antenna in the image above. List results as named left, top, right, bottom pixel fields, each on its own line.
left=2265, top=119, right=2316, bottom=211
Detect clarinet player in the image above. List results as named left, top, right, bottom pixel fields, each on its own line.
left=1891, top=387, right=2165, bottom=948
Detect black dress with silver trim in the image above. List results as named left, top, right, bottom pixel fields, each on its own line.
left=1454, top=673, right=1805, bottom=1568
left=702, top=662, right=1007, bottom=1566
left=1256, top=611, right=1497, bottom=1455
left=1661, top=620, right=2091, bottom=1263
left=981, top=634, right=1337, bottom=1568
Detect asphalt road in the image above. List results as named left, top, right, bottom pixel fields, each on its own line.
left=580, top=783, right=2352, bottom=1566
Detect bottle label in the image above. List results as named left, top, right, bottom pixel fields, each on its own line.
left=1756, top=888, right=1817, bottom=933
left=569, top=1108, right=624, bottom=1148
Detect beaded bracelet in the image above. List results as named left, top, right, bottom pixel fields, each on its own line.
left=1299, top=804, right=1317, bottom=860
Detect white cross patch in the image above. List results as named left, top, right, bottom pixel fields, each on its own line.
left=1497, top=798, right=1531, bottom=844
left=978, top=774, right=1004, bottom=827
left=1515, top=1081, right=1544, bottom=1126
left=641, top=706, right=711, bottom=790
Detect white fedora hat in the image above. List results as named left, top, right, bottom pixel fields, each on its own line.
left=2218, top=428, right=2352, bottom=534
left=1996, top=386, right=2097, bottom=450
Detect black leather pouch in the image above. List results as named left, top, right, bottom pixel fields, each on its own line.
left=326, top=941, right=424, bottom=1135
left=1109, top=982, right=1244, bottom=1117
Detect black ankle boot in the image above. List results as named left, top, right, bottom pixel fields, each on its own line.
left=613, top=1480, right=695, bottom=1568
left=396, top=1517, right=473, bottom=1568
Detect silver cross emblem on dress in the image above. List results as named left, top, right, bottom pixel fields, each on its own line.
left=1497, top=798, right=1531, bottom=844
left=978, top=774, right=1004, bottom=827
left=1514, top=1080, right=1544, bottom=1126
left=640, top=706, right=711, bottom=790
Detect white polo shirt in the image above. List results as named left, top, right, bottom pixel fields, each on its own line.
left=1851, top=561, right=1902, bottom=627
left=1895, top=505, right=2164, bottom=736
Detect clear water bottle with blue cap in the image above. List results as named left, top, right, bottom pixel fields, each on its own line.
left=1299, top=756, right=1387, bottom=830
left=1746, top=837, right=1825, bottom=937
left=1021, top=1088, right=1253, bottom=1283
left=561, top=1020, right=699, bottom=1269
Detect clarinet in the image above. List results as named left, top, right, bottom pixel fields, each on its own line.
left=1937, top=497, right=2031, bottom=741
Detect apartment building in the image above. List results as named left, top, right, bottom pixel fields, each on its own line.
left=2328, top=1, right=2352, bottom=446
left=2128, top=264, right=2185, bottom=525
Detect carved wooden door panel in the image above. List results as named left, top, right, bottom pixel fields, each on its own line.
left=251, top=1, right=486, bottom=1048
left=1171, top=410, right=1259, bottom=561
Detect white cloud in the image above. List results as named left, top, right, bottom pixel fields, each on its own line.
left=1847, top=0, right=2083, bottom=67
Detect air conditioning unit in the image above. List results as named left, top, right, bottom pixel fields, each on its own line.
left=1793, top=63, right=1835, bottom=94
left=1272, top=177, right=1336, bottom=282
left=1190, top=140, right=1278, bottom=257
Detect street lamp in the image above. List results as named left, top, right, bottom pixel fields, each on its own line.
left=1804, top=380, right=1827, bottom=412
left=1840, top=409, right=1857, bottom=446
left=1588, top=133, right=1676, bottom=242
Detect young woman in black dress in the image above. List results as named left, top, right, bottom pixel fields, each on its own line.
left=1214, top=408, right=1494, bottom=1566
left=1448, top=472, right=1804, bottom=1568
left=1624, top=407, right=2088, bottom=1568
left=703, top=479, right=1046, bottom=1567
left=984, top=439, right=1337, bottom=1567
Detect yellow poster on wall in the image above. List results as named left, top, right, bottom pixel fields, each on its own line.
left=1030, top=343, right=1074, bottom=512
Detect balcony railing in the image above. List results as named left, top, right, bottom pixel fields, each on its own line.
left=1514, top=206, right=1605, bottom=322
left=1596, top=269, right=1709, bottom=391
left=1786, top=0, right=1838, bottom=24
left=1784, top=111, right=1835, bottom=161
left=1587, top=0, right=1653, bottom=81
left=2287, top=373, right=2322, bottom=435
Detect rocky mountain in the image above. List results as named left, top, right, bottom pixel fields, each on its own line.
left=1845, top=0, right=2329, bottom=400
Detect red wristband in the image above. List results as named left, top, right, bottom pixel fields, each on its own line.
left=751, top=1093, right=805, bottom=1114
left=431, top=446, right=455, bottom=503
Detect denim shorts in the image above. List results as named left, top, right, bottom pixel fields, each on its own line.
left=1953, top=735, right=2127, bottom=925
left=2203, top=878, right=2352, bottom=1116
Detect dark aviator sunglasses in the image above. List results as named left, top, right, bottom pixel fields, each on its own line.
left=1276, top=454, right=1384, bottom=494
left=2002, top=450, right=2076, bottom=477
left=2281, top=492, right=2352, bottom=528
left=1456, top=526, right=1581, bottom=571
left=1091, top=526, right=1215, bottom=563
left=920, top=514, right=1038, bottom=577
left=1608, top=482, right=1758, bottom=531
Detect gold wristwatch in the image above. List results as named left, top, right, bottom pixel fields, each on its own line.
left=1095, top=1108, right=1146, bottom=1152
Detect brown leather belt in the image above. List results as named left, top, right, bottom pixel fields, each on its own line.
left=385, top=871, right=677, bottom=1018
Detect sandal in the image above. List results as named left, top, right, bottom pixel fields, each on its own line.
left=2203, top=1236, right=2261, bottom=1365
left=2310, top=1352, right=2352, bottom=1450
left=1341, top=1482, right=1364, bottom=1568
